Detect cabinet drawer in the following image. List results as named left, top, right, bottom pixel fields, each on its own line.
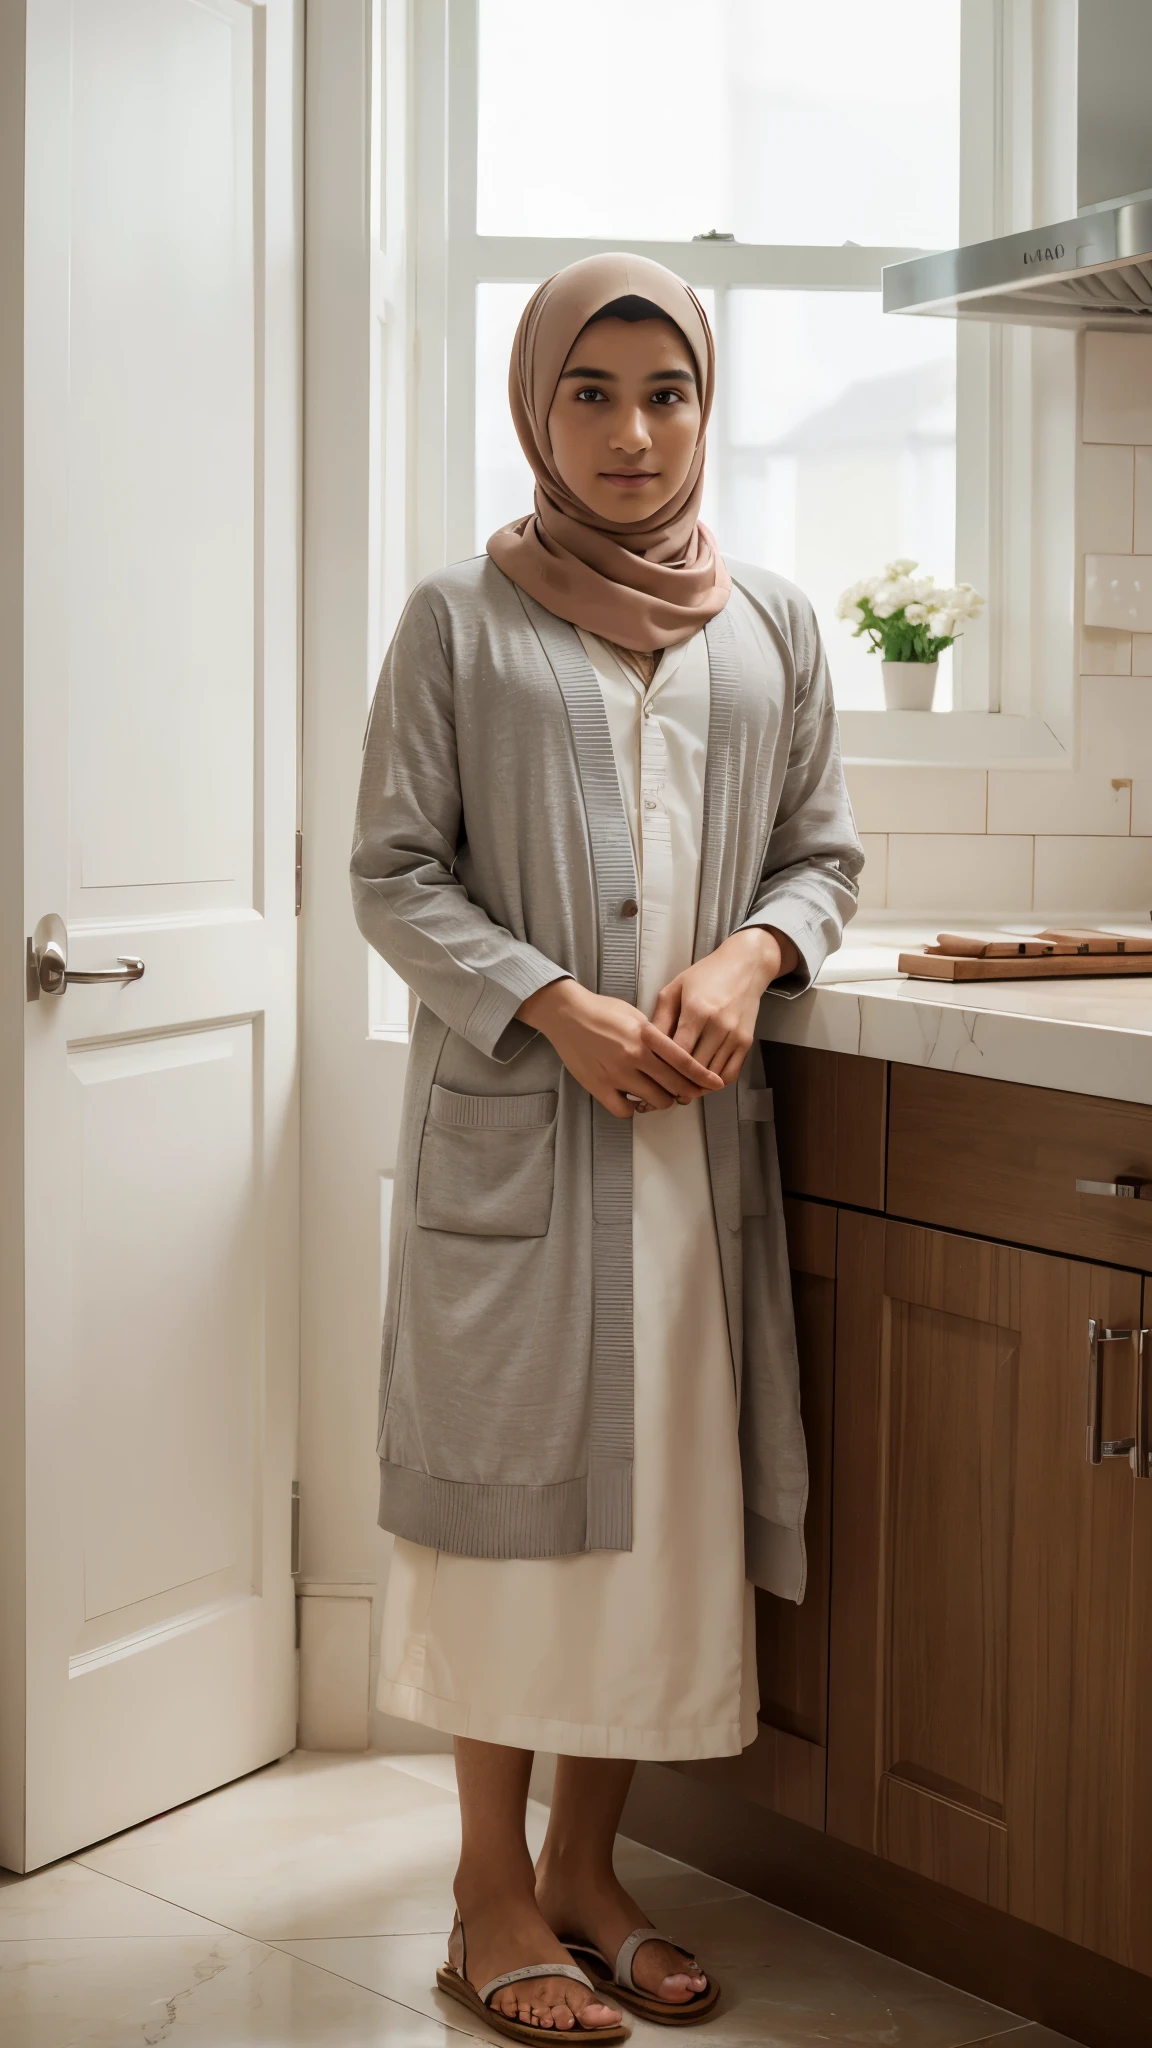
left=888, top=1065, right=1152, bottom=1266
left=759, top=1043, right=887, bottom=1210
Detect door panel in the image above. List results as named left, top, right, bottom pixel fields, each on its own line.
left=72, top=1024, right=258, bottom=1631
left=1128, top=1299, right=1152, bottom=1974
left=1006, top=1249, right=1141, bottom=1962
left=9, top=0, right=301, bottom=1871
left=883, top=1289, right=1014, bottom=1824
left=828, top=1214, right=1021, bottom=1904
left=67, top=0, right=257, bottom=912
left=829, top=1211, right=1150, bottom=1968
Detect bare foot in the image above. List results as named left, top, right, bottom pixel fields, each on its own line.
left=451, top=1885, right=624, bottom=2032
left=535, top=1865, right=707, bottom=2006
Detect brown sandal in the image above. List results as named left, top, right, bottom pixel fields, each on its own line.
left=437, top=1916, right=631, bottom=2044
left=562, top=1929, right=721, bottom=2026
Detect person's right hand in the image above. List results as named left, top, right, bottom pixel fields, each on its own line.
left=517, top=978, right=725, bottom=1120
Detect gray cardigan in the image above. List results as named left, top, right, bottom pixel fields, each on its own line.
left=350, top=556, right=862, bottom=1600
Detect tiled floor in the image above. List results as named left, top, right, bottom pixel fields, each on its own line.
left=0, top=1750, right=1080, bottom=2047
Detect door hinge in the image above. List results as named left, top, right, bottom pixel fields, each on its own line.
left=294, top=829, right=303, bottom=917
left=291, top=1479, right=301, bottom=1575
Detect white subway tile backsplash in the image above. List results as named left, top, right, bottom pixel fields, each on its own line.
left=886, top=835, right=1033, bottom=913
left=1085, top=556, right=1152, bottom=632
left=856, top=833, right=888, bottom=909
left=1080, top=676, right=1152, bottom=777
left=1131, top=783, right=1152, bottom=835
left=1033, top=836, right=1152, bottom=912
left=1080, top=443, right=1134, bottom=552
left=825, top=364, right=1152, bottom=869
left=987, top=771, right=1130, bottom=836
left=1134, top=449, right=1152, bottom=554
left=1080, top=626, right=1133, bottom=675
left=845, top=766, right=986, bottom=834
left=1083, top=334, right=1152, bottom=443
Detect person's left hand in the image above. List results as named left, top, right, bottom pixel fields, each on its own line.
left=649, top=927, right=799, bottom=1087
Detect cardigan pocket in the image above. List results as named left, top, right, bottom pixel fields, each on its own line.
left=738, top=1081, right=775, bottom=1219
left=416, top=1084, right=559, bottom=1237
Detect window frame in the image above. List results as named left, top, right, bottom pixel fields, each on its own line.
left=396, top=0, right=1078, bottom=768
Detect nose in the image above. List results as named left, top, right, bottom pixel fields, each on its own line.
left=609, top=406, right=652, bottom=456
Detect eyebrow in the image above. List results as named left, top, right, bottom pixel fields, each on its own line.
left=559, top=365, right=696, bottom=384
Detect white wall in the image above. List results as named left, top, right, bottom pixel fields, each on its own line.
left=298, top=0, right=448, bottom=1757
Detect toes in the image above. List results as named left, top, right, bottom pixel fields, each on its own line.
left=496, top=1982, right=611, bottom=2032
left=659, top=1971, right=705, bottom=2002
left=574, top=1997, right=622, bottom=2031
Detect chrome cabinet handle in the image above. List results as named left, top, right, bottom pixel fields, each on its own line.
left=1086, top=1320, right=1150, bottom=1476
left=1076, top=1176, right=1152, bottom=1199
left=1136, top=1331, right=1151, bottom=1481
left=27, top=913, right=145, bottom=999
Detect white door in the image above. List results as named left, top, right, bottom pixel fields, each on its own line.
left=1, top=0, right=301, bottom=1872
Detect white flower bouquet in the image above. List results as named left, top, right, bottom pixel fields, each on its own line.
left=836, top=559, right=984, bottom=663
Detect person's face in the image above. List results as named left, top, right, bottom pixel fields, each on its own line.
left=546, top=317, right=702, bottom=524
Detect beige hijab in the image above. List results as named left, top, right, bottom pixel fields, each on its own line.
left=486, top=253, right=730, bottom=652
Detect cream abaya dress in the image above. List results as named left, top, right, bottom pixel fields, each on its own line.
left=376, top=627, right=758, bottom=1761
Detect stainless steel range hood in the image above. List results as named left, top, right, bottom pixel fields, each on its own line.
left=883, top=2, right=1152, bottom=328
left=884, top=202, right=1152, bottom=328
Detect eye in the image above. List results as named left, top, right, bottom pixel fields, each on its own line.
left=651, top=388, right=686, bottom=406
left=574, top=385, right=608, bottom=402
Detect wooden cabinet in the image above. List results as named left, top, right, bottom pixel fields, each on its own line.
left=888, top=1065, right=1152, bottom=1269
left=825, top=1207, right=1152, bottom=1973
left=652, top=1054, right=1152, bottom=2035
left=760, top=1043, right=888, bottom=1211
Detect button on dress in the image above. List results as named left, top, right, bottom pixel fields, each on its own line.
left=375, top=626, right=758, bottom=1760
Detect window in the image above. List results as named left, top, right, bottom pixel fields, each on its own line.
left=468, top=0, right=960, bottom=713
left=475, top=1, right=959, bottom=248
left=405, top=0, right=1077, bottom=764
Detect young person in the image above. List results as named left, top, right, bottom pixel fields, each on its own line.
left=351, top=253, right=862, bottom=2042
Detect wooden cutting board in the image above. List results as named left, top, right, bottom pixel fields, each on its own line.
left=899, top=950, right=1152, bottom=982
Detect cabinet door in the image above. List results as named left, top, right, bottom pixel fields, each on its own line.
left=828, top=1211, right=1150, bottom=1970
left=1129, top=1278, right=1152, bottom=1975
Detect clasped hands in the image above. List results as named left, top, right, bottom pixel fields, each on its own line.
left=517, top=927, right=798, bottom=1121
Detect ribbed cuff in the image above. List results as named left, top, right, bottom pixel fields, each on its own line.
left=465, top=957, right=572, bottom=1061
left=736, top=906, right=825, bottom=996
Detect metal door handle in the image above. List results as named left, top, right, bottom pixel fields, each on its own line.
left=27, top=914, right=145, bottom=999
left=1076, top=1176, right=1152, bottom=1199
left=61, top=957, right=145, bottom=984
left=1086, top=1320, right=1150, bottom=1476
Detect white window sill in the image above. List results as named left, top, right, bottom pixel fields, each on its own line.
left=839, top=710, right=1070, bottom=768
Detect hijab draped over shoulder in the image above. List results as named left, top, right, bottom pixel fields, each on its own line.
left=486, top=252, right=730, bottom=652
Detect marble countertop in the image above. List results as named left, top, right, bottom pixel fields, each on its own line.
left=757, top=916, right=1152, bottom=1106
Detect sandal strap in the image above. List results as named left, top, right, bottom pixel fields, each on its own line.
left=615, top=1928, right=698, bottom=1993
left=562, top=1940, right=610, bottom=1972
left=478, top=1962, right=594, bottom=2007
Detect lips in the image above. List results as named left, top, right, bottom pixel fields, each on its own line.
left=602, top=472, right=657, bottom=486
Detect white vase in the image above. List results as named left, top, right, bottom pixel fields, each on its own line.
left=881, top=659, right=938, bottom=711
